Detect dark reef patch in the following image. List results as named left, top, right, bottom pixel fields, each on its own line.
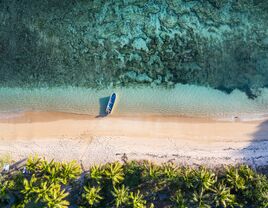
left=0, top=0, right=267, bottom=98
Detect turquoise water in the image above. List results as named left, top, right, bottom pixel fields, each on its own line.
left=0, top=1, right=268, bottom=118
left=1, top=85, right=268, bottom=120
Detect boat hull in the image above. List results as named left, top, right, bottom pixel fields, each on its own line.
left=106, top=93, right=116, bottom=114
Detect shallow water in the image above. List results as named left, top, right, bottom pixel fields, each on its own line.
left=1, top=85, right=268, bottom=120
left=0, top=1, right=268, bottom=118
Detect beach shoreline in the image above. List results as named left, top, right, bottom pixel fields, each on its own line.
left=0, top=111, right=267, bottom=168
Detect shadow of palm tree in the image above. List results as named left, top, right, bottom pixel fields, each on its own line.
left=243, top=120, right=268, bottom=174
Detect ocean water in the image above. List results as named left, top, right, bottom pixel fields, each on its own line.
left=0, top=85, right=268, bottom=120
left=0, top=1, right=268, bottom=118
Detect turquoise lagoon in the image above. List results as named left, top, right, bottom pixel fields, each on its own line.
left=0, top=1, right=268, bottom=119
left=1, top=85, right=268, bottom=120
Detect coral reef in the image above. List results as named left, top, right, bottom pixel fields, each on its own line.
left=0, top=0, right=267, bottom=97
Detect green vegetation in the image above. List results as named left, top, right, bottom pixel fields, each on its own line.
left=0, top=156, right=268, bottom=207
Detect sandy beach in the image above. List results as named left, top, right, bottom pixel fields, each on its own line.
left=0, top=111, right=267, bottom=168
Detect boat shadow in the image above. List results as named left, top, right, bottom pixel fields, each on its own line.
left=95, top=96, right=110, bottom=118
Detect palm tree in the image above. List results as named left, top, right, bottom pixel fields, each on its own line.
left=240, top=171, right=268, bottom=207
left=20, top=175, right=38, bottom=206
left=0, top=180, right=12, bottom=206
left=225, top=166, right=246, bottom=192
left=192, top=190, right=210, bottom=208
left=170, top=189, right=188, bottom=208
left=123, top=161, right=143, bottom=188
left=143, top=162, right=161, bottom=181
left=82, top=186, right=103, bottom=207
left=59, top=160, right=82, bottom=184
left=211, top=182, right=236, bottom=207
left=112, top=185, right=130, bottom=207
left=43, top=163, right=63, bottom=184
left=162, top=163, right=179, bottom=180
left=195, top=167, right=216, bottom=190
left=192, top=167, right=216, bottom=207
left=129, top=190, right=147, bottom=208
left=37, top=159, right=61, bottom=183
left=104, top=162, right=124, bottom=186
left=43, top=183, right=69, bottom=208
left=33, top=181, right=49, bottom=203
left=21, top=175, right=38, bottom=198
left=26, top=154, right=41, bottom=173
left=89, top=165, right=104, bottom=184
left=181, top=166, right=195, bottom=190
left=260, top=190, right=268, bottom=208
left=238, top=165, right=254, bottom=181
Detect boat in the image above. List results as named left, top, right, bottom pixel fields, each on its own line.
left=106, top=93, right=117, bottom=114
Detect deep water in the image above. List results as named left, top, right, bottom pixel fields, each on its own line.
left=0, top=0, right=268, bottom=96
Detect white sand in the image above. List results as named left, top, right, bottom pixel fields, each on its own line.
left=0, top=112, right=267, bottom=167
